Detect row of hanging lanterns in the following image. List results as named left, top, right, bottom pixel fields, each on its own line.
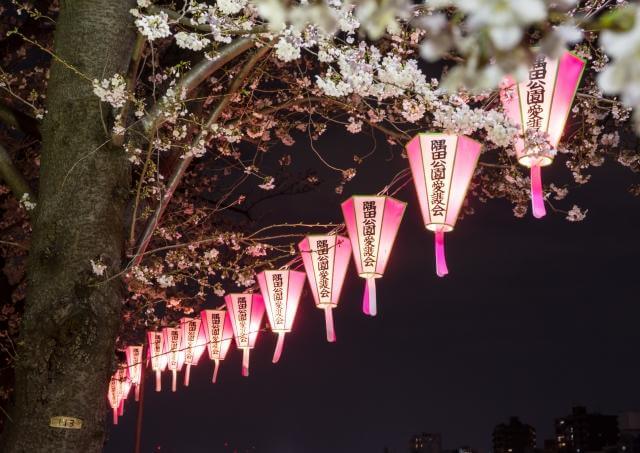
left=108, top=50, right=586, bottom=421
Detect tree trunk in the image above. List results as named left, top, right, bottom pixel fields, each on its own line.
left=1, top=1, right=136, bottom=451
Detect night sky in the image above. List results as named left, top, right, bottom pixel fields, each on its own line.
left=105, top=126, right=640, bottom=453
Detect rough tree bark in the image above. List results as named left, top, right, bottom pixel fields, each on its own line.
left=1, top=1, right=137, bottom=451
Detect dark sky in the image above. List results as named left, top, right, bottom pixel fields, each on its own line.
left=105, top=126, right=640, bottom=453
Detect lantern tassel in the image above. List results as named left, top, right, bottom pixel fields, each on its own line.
left=134, top=383, right=140, bottom=402
left=272, top=332, right=286, bottom=363
left=530, top=164, right=546, bottom=219
left=363, top=277, right=377, bottom=316
left=242, top=349, right=250, bottom=377
left=184, top=364, right=191, bottom=387
left=171, top=369, right=177, bottom=392
left=155, top=369, right=161, bottom=392
left=324, top=307, right=336, bottom=343
left=435, top=230, right=449, bottom=277
left=118, top=399, right=124, bottom=417
left=212, top=359, right=220, bottom=384
left=113, top=408, right=118, bottom=425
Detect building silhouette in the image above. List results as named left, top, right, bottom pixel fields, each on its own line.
left=555, top=406, right=618, bottom=453
left=410, top=432, right=442, bottom=453
left=493, top=416, right=536, bottom=453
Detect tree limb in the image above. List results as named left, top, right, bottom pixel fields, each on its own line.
left=0, top=143, right=33, bottom=202
left=148, top=5, right=269, bottom=35
left=0, top=102, right=41, bottom=139
left=132, top=45, right=272, bottom=265
left=140, top=37, right=256, bottom=135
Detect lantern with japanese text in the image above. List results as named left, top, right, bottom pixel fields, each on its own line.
left=147, top=330, right=166, bottom=392
left=179, top=317, right=206, bottom=387
left=298, top=235, right=352, bottom=341
left=257, top=269, right=306, bottom=363
left=341, top=195, right=406, bottom=316
left=406, top=133, right=482, bottom=277
left=107, top=365, right=129, bottom=425
left=125, top=345, right=143, bottom=401
left=162, top=326, right=184, bottom=392
left=200, top=309, right=234, bottom=383
left=225, top=293, right=265, bottom=376
left=500, top=50, right=586, bottom=218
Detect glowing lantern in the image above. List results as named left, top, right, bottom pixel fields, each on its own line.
left=200, top=309, right=234, bottom=383
left=225, top=293, right=265, bottom=377
left=406, top=133, right=482, bottom=277
left=500, top=50, right=586, bottom=218
left=162, top=326, right=184, bottom=392
left=298, top=235, right=352, bottom=342
left=107, top=365, right=129, bottom=425
left=125, top=345, right=143, bottom=401
left=257, top=269, right=306, bottom=363
left=179, top=317, right=206, bottom=387
left=147, top=330, right=166, bottom=392
left=341, top=195, right=406, bottom=316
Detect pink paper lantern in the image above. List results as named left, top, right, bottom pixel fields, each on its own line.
left=406, top=133, right=482, bottom=277
left=162, top=326, right=184, bottom=392
left=341, top=195, right=406, bottom=316
left=225, top=293, right=265, bottom=377
left=179, top=317, right=207, bottom=387
left=500, top=50, right=586, bottom=218
left=125, top=345, right=143, bottom=401
left=257, top=269, right=306, bottom=363
left=147, top=330, right=166, bottom=392
left=107, top=365, right=129, bottom=425
left=200, top=309, right=234, bottom=383
left=298, top=234, right=352, bottom=342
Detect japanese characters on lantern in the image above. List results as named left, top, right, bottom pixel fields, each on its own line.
left=298, top=235, right=352, bottom=342
left=162, top=326, right=184, bottom=392
left=257, top=269, right=306, bottom=363
left=179, top=317, right=206, bottom=387
left=225, top=293, right=265, bottom=377
left=147, top=330, right=166, bottom=392
left=107, top=365, right=129, bottom=425
left=406, top=133, right=482, bottom=277
left=125, top=345, right=143, bottom=401
left=341, top=195, right=406, bottom=316
left=500, top=50, right=586, bottom=218
left=200, top=309, right=234, bottom=383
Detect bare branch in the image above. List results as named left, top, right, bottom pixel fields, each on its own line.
left=140, top=37, right=256, bottom=135
left=132, top=45, right=273, bottom=265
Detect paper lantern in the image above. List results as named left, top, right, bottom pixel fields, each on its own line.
left=406, top=133, right=482, bottom=277
left=341, top=195, right=406, bottom=316
left=107, top=365, right=129, bottom=425
left=200, top=309, right=234, bottom=383
left=500, top=50, right=586, bottom=218
left=162, top=326, right=184, bottom=392
left=125, top=345, right=143, bottom=401
left=179, top=317, right=206, bottom=387
left=257, top=269, right=306, bottom=363
left=298, top=234, right=352, bottom=342
left=147, top=330, right=166, bottom=392
left=225, top=293, right=265, bottom=377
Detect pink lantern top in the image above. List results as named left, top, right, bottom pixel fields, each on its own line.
left=406, top=133, right=482, bottom=277
left=225, top=293, right=265, bottom=377
left=147, top=330, right=166, bottom=392
left=298, top=234, right=352, bottom=342
left=162, top=326, right=184, bottom=392
left=200, top=309, right=234, bottom=383
left=125, top=345, right=143, bottom=401
left=179, top=317, right=206, bottom=387
left=341, top=195, right=406, bottom=316
left=257, top=269, right=306, bottom=363
left=500, top=50, right=586, bottom=218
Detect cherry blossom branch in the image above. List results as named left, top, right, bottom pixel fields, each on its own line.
left=147, top=5, right=269, bottom=35
left=140, top=37, right=256, bottom=135
left=132, top=44, right=273, bottom=265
